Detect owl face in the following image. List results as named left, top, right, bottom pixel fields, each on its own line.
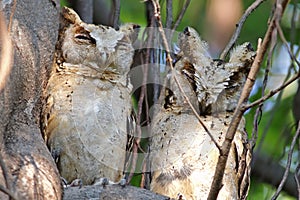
left=176, top=27, right=256, bottom=114
left=60, top=7, right=138, bottom=73
left=177, top=27, right=211, bottom=66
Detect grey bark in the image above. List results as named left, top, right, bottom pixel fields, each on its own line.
left=63, top=185, right=169, bottom=200
left=0, top=0, right=62, bottom=199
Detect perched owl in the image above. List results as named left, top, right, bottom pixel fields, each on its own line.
left=42, top=7, right=139, bottom=185
left=150, top=27, right=254, bottom=199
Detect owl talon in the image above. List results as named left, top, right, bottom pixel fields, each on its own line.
left=94, top=177, right=110, bottom=188
left=68, top=178, right=83, bottom=188
left=119, top=178, right=127, bottom=188
left=61, top=177, right=68, bottom=188
left=177, top=193, right=186, bottom=200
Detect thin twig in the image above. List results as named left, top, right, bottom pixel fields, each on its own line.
left=208, top=0, right=290, bottom=199
left=250, top=32, right=275, bottom=150
left=172, top=0, right=191, bottom=31
left=243, top=71, right=300, bottom=111
left=294, top=163, right=300, bottom=199
left=112, top=0, right=120, bottom=29
left=220, top=0, right=265, bottom=60
left=276, top=20, right=300, bottom=68
left=165, top=0, right=172, bottom=29
left=271, top=120, right=300, bottom=200
left=151, top=0, right=221, bottom=152
left=127, top=4, right=156, bottom=183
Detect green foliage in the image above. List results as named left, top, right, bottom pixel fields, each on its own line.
left=245, top=92, right=296, bottom=158
left=249, top=178, right=296, bottom=200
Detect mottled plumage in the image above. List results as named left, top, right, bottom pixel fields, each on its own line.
left=150, top=27, right=254, bottom=200
left=178, top=27, right=256, bottom=114
left=42, top=7, right=138, bottom=185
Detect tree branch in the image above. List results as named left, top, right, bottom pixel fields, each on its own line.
left=243, top=71, right=300, bottom=111
left=252, top=153, right=298, bottom=197
left=112, top=0, right=120, bottom=29
left=271, top=120, right=300, bottom=200
left=220, top=0, right=265, bottom=60
left=172, top=0, right=191, bottom=31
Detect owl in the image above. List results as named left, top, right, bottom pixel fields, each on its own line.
left=150, top=27, right=254, bottom=199
left=42, top=7, right=139, bottom=185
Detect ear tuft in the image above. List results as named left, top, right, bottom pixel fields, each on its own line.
left=62, top=7, right=82, bottom=25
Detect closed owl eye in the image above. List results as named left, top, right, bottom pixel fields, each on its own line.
left=74, top=33, right=96, bottom=45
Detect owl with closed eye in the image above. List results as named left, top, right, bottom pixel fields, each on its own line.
left=42, top=7, right=139, bottom=185
left=150, top=27, right=254, bottom=200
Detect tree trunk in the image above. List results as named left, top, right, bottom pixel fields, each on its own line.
left=0, top=0, right=62, bottom=199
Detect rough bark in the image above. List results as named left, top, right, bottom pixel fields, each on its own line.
left=63, top=185, right=169, bottom=200
left=0, top=0, right=62, bottom=199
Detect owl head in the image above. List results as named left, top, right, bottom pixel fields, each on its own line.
left=59, top=7, right=139, bottom=74
left=177, top=27, right=211, bottom=66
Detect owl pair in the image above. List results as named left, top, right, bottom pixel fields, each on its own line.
left=43, top=6, right=254, bottom=200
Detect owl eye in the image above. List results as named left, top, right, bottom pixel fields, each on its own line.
left=183, top=27, right=191, bottom=36
left=74, top=33, right=96, bottom=44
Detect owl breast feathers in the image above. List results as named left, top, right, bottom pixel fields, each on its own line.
left=42, top=7, right=139, bottom=185
left=150, top=27, right=254, bottom=199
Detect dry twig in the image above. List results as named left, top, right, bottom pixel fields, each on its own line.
left=220, top=0, right=265, bottom=60
left=172, top=0, right=191, bottom=31
left=294, top=164, right=300, bottom=199
left=112, top=0, right=120, bottom=29
left=271, top=120, right=300, bottom=200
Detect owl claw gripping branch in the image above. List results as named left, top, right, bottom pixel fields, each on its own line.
left=150, top=27, right=255, bottom=200
left=42, top=7, right=139, bottom=186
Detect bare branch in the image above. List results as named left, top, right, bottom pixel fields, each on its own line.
left=112, top=0, right=120, bottom=29
left=172, top=0, right=191, bottom=31
left=252, top=153, right=298, bottom=197
left=243, top=71, right=300, bottom=111
left=165, top=0, right=172, bottom=29
left=150, top=0, right=221, bottom=152
left=276, top=20, right=300, bottom=68
left=271, top=120, right=300, bottom=200
left=220, top=0, right=265, bottom=60
left=294, top=164, right=300, bottom=199
left=208, top=0, right=290, bottom=199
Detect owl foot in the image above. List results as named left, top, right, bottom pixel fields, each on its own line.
left=68, top=178, right=83, bottom=188
left=61, top=177, right=82, bottom=188
left=93, top=177, right=127, bottom=188
left=177, top=193, right=186, bottom=200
